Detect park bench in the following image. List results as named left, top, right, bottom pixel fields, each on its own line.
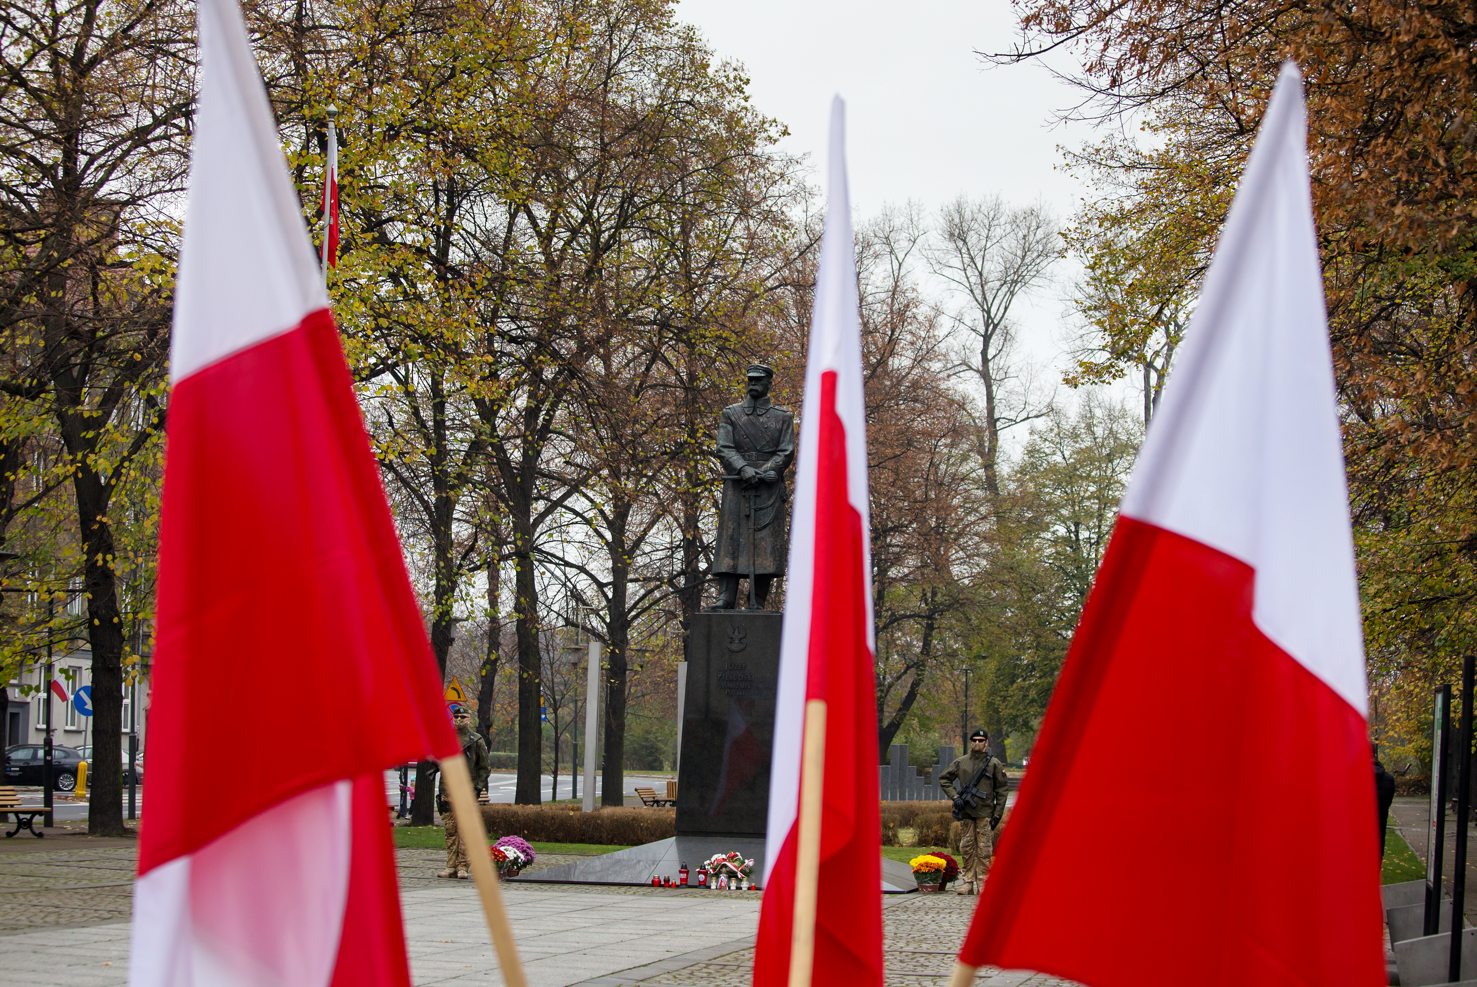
left=634, top=786, right=674, bottom=808
left=0, top=786, right=46, bottom=838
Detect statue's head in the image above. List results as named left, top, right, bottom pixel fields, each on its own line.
left=745, top=364, right=773, bottom=400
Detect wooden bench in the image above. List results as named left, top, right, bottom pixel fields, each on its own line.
left=635, top=786, right=674, bottom=807
left=0, top=786, right=46, bottom=838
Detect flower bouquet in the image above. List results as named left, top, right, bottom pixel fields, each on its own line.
left=909, top=853, right=951, bottom=893
left=703, top=852, right=756, bottom=890
left=492, top=835, right=537, bottom=878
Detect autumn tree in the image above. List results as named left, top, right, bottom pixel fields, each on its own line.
left=928, top=195, right=1058, bottom=496
left=0, top=0, right=191, bottom=834
left=990, top=0, right=1477, bottom=760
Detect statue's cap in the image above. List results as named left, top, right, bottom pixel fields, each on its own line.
left=745, top=363, right=774, bottom=379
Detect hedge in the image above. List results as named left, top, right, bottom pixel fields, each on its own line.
left=479, top=804, right=675, bottom=845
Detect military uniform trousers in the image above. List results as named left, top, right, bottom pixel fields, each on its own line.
left=444, top=813, right=468, bottom=872
left=958, top=816, right=994, bottom=886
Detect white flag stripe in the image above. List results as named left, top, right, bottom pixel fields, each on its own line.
left=171, top=0, right=327, bottom=383
left=129, top=781, right=352, bottom=987
left=764, top=96, right=872, bottom=884
left=1119, top=62, right=1366, bottom=716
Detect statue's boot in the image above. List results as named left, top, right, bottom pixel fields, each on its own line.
left=750, top=575, right=775, bottom=610
left=705, top=574, right=739, bottom=610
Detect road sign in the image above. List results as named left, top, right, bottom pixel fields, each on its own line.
left=73, top=685, right=93, bottom=717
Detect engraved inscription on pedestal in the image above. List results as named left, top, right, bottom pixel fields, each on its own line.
left=676, top=611, right=782, bottom=838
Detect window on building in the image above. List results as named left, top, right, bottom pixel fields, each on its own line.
left=121, top=691, right=132, bottom=731
left=34, top=698, right=47, bottom=730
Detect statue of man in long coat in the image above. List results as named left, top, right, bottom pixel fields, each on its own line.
left=709, top=364, right=795, bottom=610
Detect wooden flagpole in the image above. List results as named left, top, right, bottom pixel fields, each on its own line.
left=440, top=755, right=528, bottom=987
left=787, top=698, right=828, bottom=987
left=948, top=962, right=979, bottom=987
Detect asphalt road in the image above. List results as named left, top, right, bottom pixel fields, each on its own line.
left=7, top=769, right=674, bottom=823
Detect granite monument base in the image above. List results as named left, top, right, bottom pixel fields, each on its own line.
left=513, top=836, right=919, bottom=892
left=677, top=610, right=782, bottom=839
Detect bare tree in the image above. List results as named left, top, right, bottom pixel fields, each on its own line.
left=928, top=196, right=1059, bottom=496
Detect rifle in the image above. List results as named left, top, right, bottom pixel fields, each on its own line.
left=950, top=759, right=1000, bottom=824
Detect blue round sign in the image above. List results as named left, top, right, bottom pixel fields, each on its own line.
left=73, top=685, right=93, bottom=717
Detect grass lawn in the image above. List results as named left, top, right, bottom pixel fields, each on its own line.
left=392, top=826, right=624, bottom=856
left=882, top=846, right=952, bottom=865
left=1383, top=826, right=1425, bottom=885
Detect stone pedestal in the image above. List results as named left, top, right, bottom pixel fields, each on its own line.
left=676, top=610, right=782, bottom=839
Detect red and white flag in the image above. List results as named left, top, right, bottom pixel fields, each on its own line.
left=49, top=679, right=68, bottom=704
left=322, top=118, right=339, bottom=271
left=957, top=62, right=1382, bottom=987
left=129, top=0, right=457, bottom=984
left=754, top=97, right=882, bottom=987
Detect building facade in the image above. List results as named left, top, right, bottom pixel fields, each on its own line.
left=3, top=651, right=149, bottom=753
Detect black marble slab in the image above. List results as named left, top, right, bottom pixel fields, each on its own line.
left=511, top=835, right=919, bottom=893
left=677, top=611, right=782, bottom=839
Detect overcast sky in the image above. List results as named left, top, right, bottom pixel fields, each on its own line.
left=674, top=0, right=1105, bottom=404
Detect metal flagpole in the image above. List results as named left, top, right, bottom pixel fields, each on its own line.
left=1451, top=653, right=1475, bottom=983
left=1427, top=684, right=1452, bottom=935
left=321, top=106, right=337, bottom=284
left=582, top=639, right=600, bottom=811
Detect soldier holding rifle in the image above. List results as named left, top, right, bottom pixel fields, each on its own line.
left=709, top=364, right=795, bottom=610
left=939, top=728, right=1009, bottom=896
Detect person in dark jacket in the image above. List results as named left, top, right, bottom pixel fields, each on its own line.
left=939, top=729, right=1009, bottom=895
left=1374, top=745, right=1396, bottom=859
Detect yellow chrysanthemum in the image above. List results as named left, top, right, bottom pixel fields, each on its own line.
left=909, top=854, right=946, bottom=873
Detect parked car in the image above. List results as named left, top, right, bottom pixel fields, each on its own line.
left=78, top=745, right=144, bottom=784
left=3, top=744, right=83, bottom=791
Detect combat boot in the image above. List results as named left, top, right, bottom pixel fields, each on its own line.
left=457, top=868, right=470, bottom=879
left=955, top=882, right=975, bottom=896
left=437, top=868, right=456, bottom=879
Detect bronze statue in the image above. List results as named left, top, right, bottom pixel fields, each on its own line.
left=709, top=364, right=795, bottom=610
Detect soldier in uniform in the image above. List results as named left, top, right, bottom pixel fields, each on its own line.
left=939, top=728, right=1008, bottom=895
left=709, top=364, right=795, bottom=610
left=437, top=705, right=491, bottom=879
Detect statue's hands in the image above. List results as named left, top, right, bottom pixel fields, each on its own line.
left=760, top=470, right=779, bottom=483
left=739, top=465, right=759, bottom=485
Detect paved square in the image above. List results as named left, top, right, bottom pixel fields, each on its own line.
left=0, top=844, right=1081, bottom=987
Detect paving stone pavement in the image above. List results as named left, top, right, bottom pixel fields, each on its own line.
left=0, top=844, right=1082, bottom=987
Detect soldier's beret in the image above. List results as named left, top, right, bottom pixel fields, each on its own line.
left=969, top=729, right=987, bottom=740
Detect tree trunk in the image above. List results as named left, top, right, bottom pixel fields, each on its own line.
left=513, top=519, right=542, bottom=804
left=476, top=556, right=501, bottom=752
left=601, top=511, right=631, bottom=807
left=73, top=466, right=126, bottom=835
left=979, top=332, right=1000, bottom=498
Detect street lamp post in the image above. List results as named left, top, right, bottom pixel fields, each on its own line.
left=43, top=595, right=53, bottom=827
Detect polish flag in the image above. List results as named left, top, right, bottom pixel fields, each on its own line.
left=129, top=0, right=457, bottom=984
left=754, top=97, right=882, bottom=987
left=322, top=122, right=339, bottom=270
left=956, top=63, right=1382, bottom=987
left=49, top=680, right=68, bottom=704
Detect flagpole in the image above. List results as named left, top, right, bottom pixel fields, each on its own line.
left=787, top=698, right=827, bottom=987
left=948, top=962, right=978, bottom=987
left=441, top=755, right=529, bottom=987
left=321, top=105, right=336, bottom=285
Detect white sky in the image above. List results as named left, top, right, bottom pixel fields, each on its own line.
left=674, top=0, right=1115, bottom=416
left=675, top=0, right=1089, bottom=220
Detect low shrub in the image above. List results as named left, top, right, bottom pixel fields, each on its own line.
left=479, top=804, right=674, bottom=845
left=913, top=811, right=954, bottom=849
left=881, top=819, right=901, bottom=846
left=1395, top=774, right=1430, bottom=796
left=880, top=800, right=951, bottom=830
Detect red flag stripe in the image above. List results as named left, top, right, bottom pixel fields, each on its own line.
left=145, top=309, right=456, bottom=875
left=754, top=372, right=882, bottom=987
left=962, top=518, right=1382, bottom=985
